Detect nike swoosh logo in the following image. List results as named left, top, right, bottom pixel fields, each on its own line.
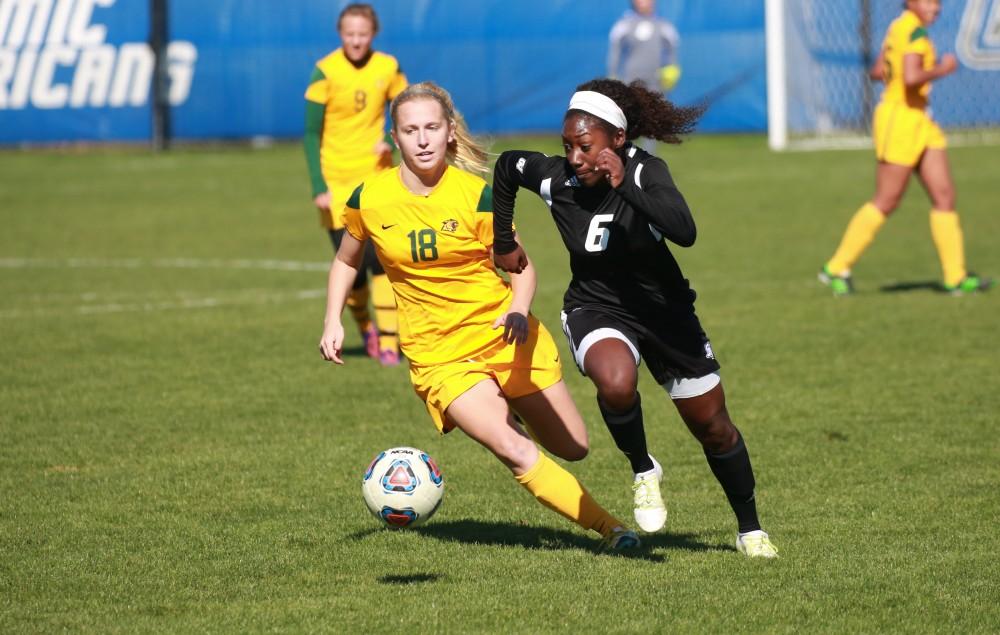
left=381, top=224, right=397, bottom=230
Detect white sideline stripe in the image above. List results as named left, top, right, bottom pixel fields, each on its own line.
left=0, top=257, right=330, bottom=272
left=0, top=289, right=325, bottom=320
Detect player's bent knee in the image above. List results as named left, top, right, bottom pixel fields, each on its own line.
left=555, top=443, right=588, bottom=462
left=596, top=379, right=638, bottom=412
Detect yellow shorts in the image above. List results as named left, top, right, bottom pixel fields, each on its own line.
left=408, top=316, right=563, bottom=433
left=873, top=102, right=947, bottom=167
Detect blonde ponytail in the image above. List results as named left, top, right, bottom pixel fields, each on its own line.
left=390, top=81, right=489, bottom=174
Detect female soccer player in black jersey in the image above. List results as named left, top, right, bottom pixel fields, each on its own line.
left=491, top=78, right=777, bottom=557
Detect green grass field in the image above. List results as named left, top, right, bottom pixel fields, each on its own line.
left=2, top=136, right=998, bottom=633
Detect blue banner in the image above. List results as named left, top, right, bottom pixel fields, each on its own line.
left=0, top=0, right=784, bottom=143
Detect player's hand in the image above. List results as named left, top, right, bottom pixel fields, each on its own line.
left=939, top=54, right=958, bottom=76
left=493, top=311, right=529, bottom=345
left=313, top=191, right=331, bottom=214
left=319, top=321, right=346, bottom=364
left=374, top=141, right=393, bottom=158
left=493, top=245, right=528, bottom=274
left=595, top=148, right=625, bottom=188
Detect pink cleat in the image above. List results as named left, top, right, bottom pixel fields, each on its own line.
left=361, top=325, right=380, bottom=359
left=378, top=348, right=400, bottom=367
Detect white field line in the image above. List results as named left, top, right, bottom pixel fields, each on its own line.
left=0, top=257, right=330, bottom=272
left=0, top=289, right=325, bottom=319
left=0, top=257, right=330, bottom=319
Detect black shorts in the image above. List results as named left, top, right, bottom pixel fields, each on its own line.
left=559, top=305, right=720, bottom=385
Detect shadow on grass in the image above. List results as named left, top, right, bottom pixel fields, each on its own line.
left=378, top=573, right=443, bottom=585
left=878, top=280, right=943, bottom=293
left=340, top=344, right=370, bottom=358
left=350, top=520, right=725, bottom=562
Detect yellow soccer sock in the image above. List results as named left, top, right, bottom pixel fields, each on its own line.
left=371, top=273, right=399, bottom=351
left=826, top=202, right=887, bottom=275
left=515, top=452, right=623, bottom=538
left=930, top=210, right=966, bottom=287
left=346, top=285, right=372, bottom=333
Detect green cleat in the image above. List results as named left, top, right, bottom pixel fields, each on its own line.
left=818, top=265, right=854, bottom=296
left=944, top=274, right=994, bottom=296
left=736, top=530, right=778, bottom=559
left=632, top=457, right=666, bottom=533
left=600, top=526, right=641, bottom=552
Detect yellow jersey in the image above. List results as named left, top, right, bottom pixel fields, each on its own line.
left=305, top=49, right=408, bottom=185
left=880, top=10, right=936, bottom=110
left=343, top=166, right=511, bottom=366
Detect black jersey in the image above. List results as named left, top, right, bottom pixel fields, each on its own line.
left=493, top=144, right=698, bottom=321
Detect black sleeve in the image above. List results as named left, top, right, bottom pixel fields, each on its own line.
left=614, top=158, right=696, bottom=247
left=491, top=150, right=549, bottom=255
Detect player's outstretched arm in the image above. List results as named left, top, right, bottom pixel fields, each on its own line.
left=491, top=150, right=546, bottom=269
left=492, top=238, right=535, bottom=345
left=319, top=233, right=365, bottom=364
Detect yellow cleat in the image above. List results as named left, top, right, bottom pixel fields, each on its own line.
left=736, top=530, right=779, bottom=558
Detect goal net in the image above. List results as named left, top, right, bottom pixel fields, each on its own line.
left=766, top=0, right=1000, bottom=150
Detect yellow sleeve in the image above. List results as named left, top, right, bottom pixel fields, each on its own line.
left=387, top=63, right=408, bottom=101
left=904, top=25, right=932, bottom=56
left=343, top=184, right=368, bottom=241
left=304, top=66, right=328, bottom=104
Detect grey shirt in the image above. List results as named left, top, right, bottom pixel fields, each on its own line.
left=607, top=10, right=680, bottom=89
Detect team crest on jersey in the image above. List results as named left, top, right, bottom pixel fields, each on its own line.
left=440, top=219, right=459, bottom=233
left=564, top=175, right=581, bottom=187
left=515, top=157, right=526, bottom=174
left=704, top=342, right=715, bottom=360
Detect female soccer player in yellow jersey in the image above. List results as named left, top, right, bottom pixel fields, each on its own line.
left=819, top=0, right=992, bottom=296
left=318, top=82, right=640, bottom=551
left=304, top=4, right=408, bottom=364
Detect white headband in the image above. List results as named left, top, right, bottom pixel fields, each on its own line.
left=568, top=91, right=627, bottom=130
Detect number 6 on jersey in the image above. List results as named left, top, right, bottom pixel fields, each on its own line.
left=585, top=214, right=615, bottom=252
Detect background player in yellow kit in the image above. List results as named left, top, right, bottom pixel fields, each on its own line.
left=304, top=4, right=408, bottom=364
left=318, top=81, right=640, bottom=551
left=819, top=0, right=992, bottom=296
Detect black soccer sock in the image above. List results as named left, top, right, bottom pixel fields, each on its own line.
left=704, top=432, right=761, bottom=534
left=598, top=393, right=654, bottom=474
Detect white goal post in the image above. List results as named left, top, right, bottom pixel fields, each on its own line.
left=766, top=0, right=1000, bottom=151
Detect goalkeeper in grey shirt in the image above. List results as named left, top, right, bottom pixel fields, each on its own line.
left=607, top=0, right=680, bottom=153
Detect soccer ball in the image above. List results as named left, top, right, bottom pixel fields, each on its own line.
left=361, top=447, right=444, bottom=528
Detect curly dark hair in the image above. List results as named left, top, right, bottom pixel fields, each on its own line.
left=569, top=78, right=704, bottom=144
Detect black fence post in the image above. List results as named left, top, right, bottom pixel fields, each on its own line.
left=150, top=0, right=170, bottom=150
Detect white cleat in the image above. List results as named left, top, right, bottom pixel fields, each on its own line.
left=736, top=530, right=779, bottom=558
left=632, top=456, right=666, bottom=533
